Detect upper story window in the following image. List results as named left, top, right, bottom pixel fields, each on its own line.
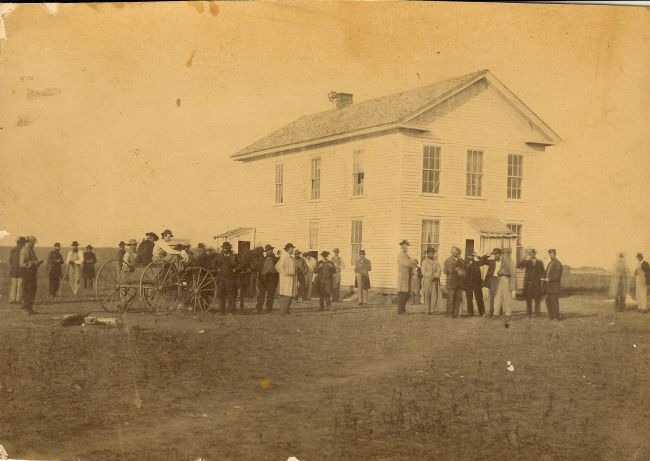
left=311, top=157, right=321, bottom=200
left=507, top=154, right=523, bottom=199
left=275, top=163, right=284, bottom=204
left=422, top=145, right=441, bottom=194
left=352, top=149, right=364, bottom=196
left=466, top=149, right=483, bottom=197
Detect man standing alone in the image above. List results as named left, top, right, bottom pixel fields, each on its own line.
left=8, top=237, right=26, bottom=304
left=46, top=243, right=64, bottom=297
left=396, top=240, right=415, bottom=315
left=20, top=236, right=43, bottom=314
left=66, top=241, right=84, bottom=296
left=354, top=250, right=372, bottom=306
left=421, top=248, right=441, bottom=315
left=518, top=249, right=545, bottom=318
left=543, top=249, right=563, bottom=320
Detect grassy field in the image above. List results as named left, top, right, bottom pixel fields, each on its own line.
left=0, top=293, right=649, bottom=461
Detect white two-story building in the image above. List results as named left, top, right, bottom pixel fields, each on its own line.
left=230, top=70, right=561, bottom=291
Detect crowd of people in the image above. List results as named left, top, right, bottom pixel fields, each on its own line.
left=6, top=232, right=650, bottom=320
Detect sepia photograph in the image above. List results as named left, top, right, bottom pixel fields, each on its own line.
left=0, top=1, right=649, bottom=460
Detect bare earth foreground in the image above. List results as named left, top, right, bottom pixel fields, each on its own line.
left=0, top=295, right=649, bottom=461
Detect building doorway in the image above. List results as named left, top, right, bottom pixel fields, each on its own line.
left=464, top=239, right=475, bottom=259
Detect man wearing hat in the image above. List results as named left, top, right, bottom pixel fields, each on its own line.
left=421, top=247, right=441, bottom=314
left=482, top=248, right=502, bottom=318
left=396, top=240, right=416, bottom=314
left=465, top=251, right=485, bottom=316
left=66, top=241, right=84, bottom=296
left=154, top=229, right=189, bottom=264
left=314, top=250, right=336, bottom=310
left=82, top=245, right=97, bottom=290
left=46, top=242, right=64, bottom=297
left=19, top=236, right=44, bottom=313
left=215, top=241, right=238, bottom=314
left=256, top=244, right=279, bottom=313
left=491, top=248, right=516, bottom=326
left=136, top=232, right=158, bottom=265
left=275, top=243, right=296, bottom=315
left=517, top=249, right=545, bottom=318
left=444, top=246, right=466, bottom=319
left=331, top=248, right=345, bottom=302
left=354, top=250, right=372, bottom=306
left=543, top=249, right=563, bottom=320
left=293, top=249, right=308, bottom=302
left=8, top=236, right=26, bottom=304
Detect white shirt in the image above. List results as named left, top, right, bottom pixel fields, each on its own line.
left=154, top=239, right=182, bottom=257
left=66, top=250, right=84, bottom=265
left=494, top=259, right=502, bottom=276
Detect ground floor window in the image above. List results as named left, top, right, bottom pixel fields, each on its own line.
left=506, top=223, right=523, bottom=262
left=309, top=221, right=319, bottom=250
left=421, top=219, right=440, bottom=261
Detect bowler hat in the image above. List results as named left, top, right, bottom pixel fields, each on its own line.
left=399, top=240, right=410, bottom=246
left=529, top=248, right=537, bottom=254
left=128, top=239, right=138, bottom=246
left=71, top=241, right=79, bottom=247
left=426, top=247, right=436, bottom=254
left=264, top=244, right=274, bottom=252
left=284, top=242, right=295, bottom=250
left=119, top=241, right=126, bottom=246
left=321, top=250, right=330, bottom=257
left=161, top=229, right=174, bottom=237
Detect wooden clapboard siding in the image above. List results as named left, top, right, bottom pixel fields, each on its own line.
left=399, top=79, right=547, bottom=287
left=247, top=133, right=402, bottom=288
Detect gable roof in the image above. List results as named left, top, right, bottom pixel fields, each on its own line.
left=232, top=69, right=561, bottom=161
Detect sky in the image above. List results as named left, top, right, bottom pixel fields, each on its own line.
left=0, top=2, right=648, bottom=268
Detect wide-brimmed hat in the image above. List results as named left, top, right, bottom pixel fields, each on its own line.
left=119, top=241, right=126, bottom=246
left=264, top=244, right=274, bottom=252
left=127, top=239, right=138, bottom=246
left=161, top=229, right=174, bottom=237
left=71, top=241, right=79, bottom=247
left=320, top=250, right=330, bottom=257
left=399, top=240, right=410, bottom=246
left=284, top=242, right=295, bottom=250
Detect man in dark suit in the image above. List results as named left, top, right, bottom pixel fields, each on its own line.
left=517, top=248, right=545, bottom=318
left=46, top=242, right=64, bottom=297
left=444, top=246, right=465, bottom=319
left=215, top=241, right=238, bottom=315
left=543, top=249, right=563, bottom=321
left=465, top=251, right=485, bottom=316
left=482, top=248, right=502, bottom=318
left=256, top=244, right=279, bottom=313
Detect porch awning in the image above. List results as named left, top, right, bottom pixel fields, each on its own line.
left=463, top=216, right=516, bottom=238
left=214, top=227, right=255, bottom=239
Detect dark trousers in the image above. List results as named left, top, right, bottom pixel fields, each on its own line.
left=319, top=280, right=332, bottom=309
left=294, top=273, right=306, bottom=301
left=446, top=287, right=463, bottom=318
left=22, top=271, right=38, bottom=311
left=546, top=294, right=560, bottom=320
left=83, top=276, right=94, bottom=289
left=614, top=296, right=626, bottom=312
left=397, top=291, right=409, bottom=314
left=466, top=285, right=485, bottom=316
left=49, top=274, right=61, bottom=296
left=526, top=295, right=542, bottom=317
left=217, top=277, right=237, bottom=314
left=238, top=273, right=251, bottom=307
left=256, top=274, right=276, bottom=312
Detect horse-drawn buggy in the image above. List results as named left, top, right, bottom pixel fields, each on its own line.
left=94, top=238, right=218, bottom=314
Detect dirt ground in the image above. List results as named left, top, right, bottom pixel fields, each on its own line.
left=0, top=292, right=649, bottom=461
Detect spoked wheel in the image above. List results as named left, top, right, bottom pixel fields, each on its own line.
left=140, top=260, right=181, bottom=314
left=95, top=259, right=134, bottom=312
left=181, top=267, right=217, bottom=313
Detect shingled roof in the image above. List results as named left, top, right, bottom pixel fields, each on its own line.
left=232, top=69, right=561, bottom=160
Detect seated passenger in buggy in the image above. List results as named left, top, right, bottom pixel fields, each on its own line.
left=135, top=232, right=158, bottom=265
left=154, top=229, right=190, bottom=266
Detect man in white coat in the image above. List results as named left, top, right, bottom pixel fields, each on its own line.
left=66, top=241, right=84, bottom=296
left=275, top=242, right=296, bottom=315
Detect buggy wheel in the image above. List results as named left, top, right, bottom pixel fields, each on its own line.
left=182, top=267, right=217, bottom=313
left=140, top=260, right=181, bottom=314
left=95, top=259, right=128, bottom=312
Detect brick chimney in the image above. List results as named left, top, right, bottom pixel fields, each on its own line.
left=334, top=92, right=353, bottom=110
